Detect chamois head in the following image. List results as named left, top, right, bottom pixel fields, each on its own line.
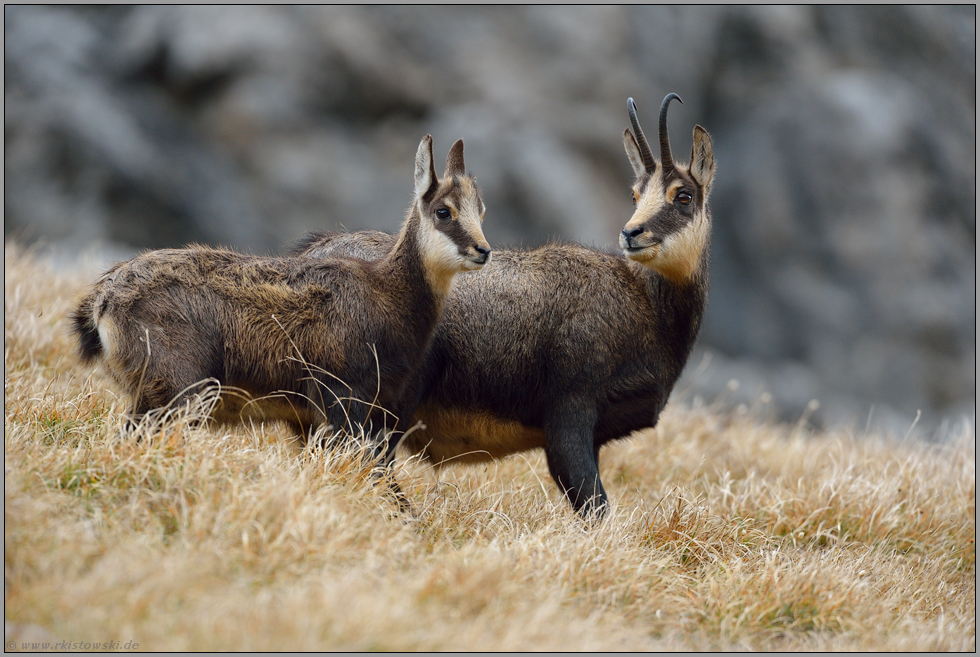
left=413, top=135, right=491, bottom=279
left=620, top=94, right=715, bottom=283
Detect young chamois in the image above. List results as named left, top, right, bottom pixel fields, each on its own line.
left=71, top=136, right=491, bottom=459
left=294, top=95, right=714, bottom=518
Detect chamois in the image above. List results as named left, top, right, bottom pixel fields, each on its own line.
left=294, top=95, right=714, bottom=518
left=71, top=135, right=491, bottom=459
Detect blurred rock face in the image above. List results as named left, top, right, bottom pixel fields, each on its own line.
left=5, top=6, right=975, bottom=435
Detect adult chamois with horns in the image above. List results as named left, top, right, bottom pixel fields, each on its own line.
left=294, top=95, right=714, bottom=518
left=71, top=136, right=492, bottom=462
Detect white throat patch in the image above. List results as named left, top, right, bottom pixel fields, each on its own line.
left=654, top=209, right=709, bottom=282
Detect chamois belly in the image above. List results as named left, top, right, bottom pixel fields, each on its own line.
left=401, top=404, right=546, bottom=466
left=211, top=388, right=318, bottom=428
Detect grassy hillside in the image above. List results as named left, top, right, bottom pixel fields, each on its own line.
left=4, top=242, right=975, bottom=651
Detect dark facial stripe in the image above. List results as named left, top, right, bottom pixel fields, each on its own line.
left=437, top=216, right=475, bottom=250
left=426, top=175, right=482, bottom=249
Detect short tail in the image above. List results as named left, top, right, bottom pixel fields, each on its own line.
left=70, top=294, right=102, bottom=364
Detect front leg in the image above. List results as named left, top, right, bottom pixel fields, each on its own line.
left=544, top=401, right=608, bottom=519
left=317, top=383, right=413, bottom=515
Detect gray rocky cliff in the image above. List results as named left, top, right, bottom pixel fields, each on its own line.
left=5, top=6, right=975, bottom=436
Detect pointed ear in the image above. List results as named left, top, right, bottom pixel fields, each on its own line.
left=690, top=125, right=714, bottom=192
left=623, top=129, right=646, bottom=179
left=444, top=139, right=465, bottom=178
left=415, top=134, right=438, bottom=201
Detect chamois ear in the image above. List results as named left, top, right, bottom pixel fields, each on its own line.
left=415, top=134, right=439, bottom=201
left=444, top=139, right=465, bottom=179
left=623, top=129, right=646, bottom=179
left=690, top=125, right=715, bottom=192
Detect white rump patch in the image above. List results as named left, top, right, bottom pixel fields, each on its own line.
left=96, top=315, right=118, bottom=359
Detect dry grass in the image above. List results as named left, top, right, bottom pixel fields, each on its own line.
left=4, top=241, right=975, bottom=651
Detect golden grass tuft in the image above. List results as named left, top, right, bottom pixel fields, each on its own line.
left=4, top=241, right=975, bottom=650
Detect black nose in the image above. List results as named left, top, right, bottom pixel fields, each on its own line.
left=474, top=245, right=491, bottom=262
left=623, top=227, right=643, bottom=239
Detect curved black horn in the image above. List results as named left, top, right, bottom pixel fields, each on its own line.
left=627, top=97, right=655, bottom=172
left=659, top=93, right=683, bottom=174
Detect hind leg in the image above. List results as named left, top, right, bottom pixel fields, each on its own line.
left=120, top=370, right=218, bottom=438
left=118, top=392, right=157, bottom=439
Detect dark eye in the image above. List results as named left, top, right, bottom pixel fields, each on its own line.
left=676, top=191, right=693, bottom=205
left=435, top=208, right=452, bottom=220
left=630, top=190, right=638, bottom=206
